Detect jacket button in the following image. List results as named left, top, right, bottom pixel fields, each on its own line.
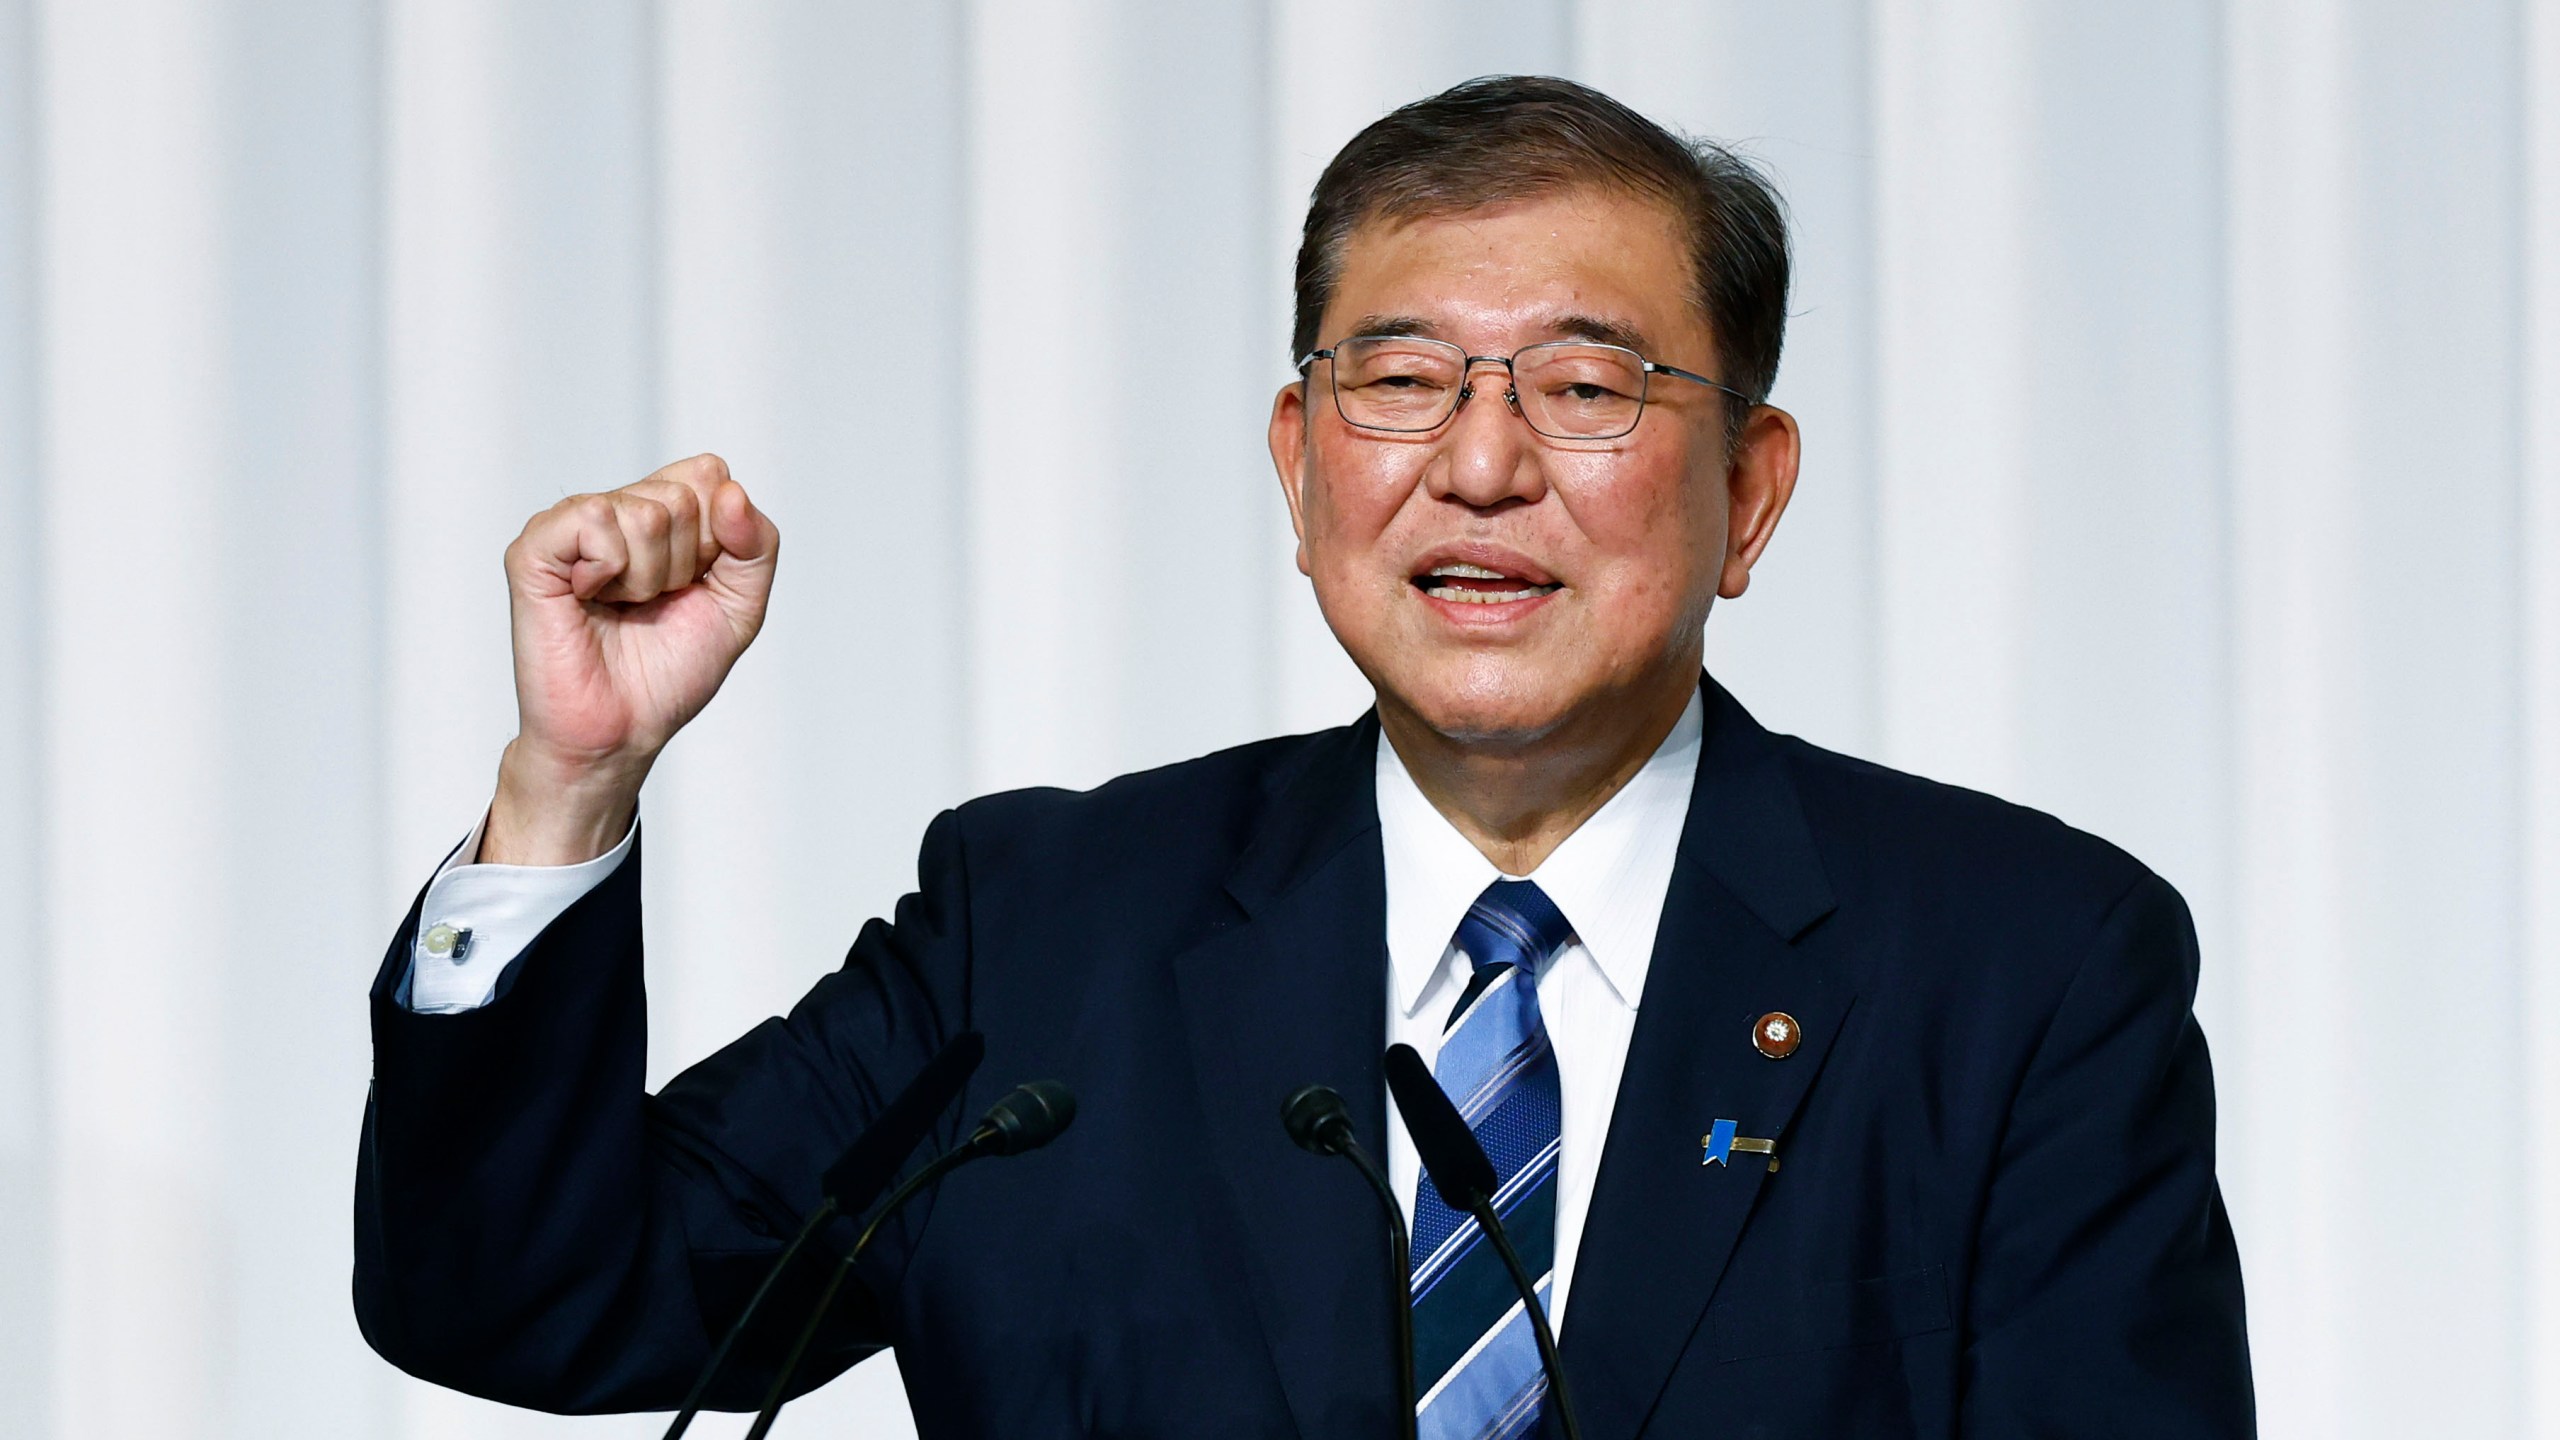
left=1753, top=1011, right=1802, bottom=1059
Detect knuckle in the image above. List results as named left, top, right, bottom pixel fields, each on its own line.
left=625, top=497, right=672, bottom=536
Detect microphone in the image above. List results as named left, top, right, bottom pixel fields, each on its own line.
left=742, top=1079, right=1079, bottom=1440
left=658, top=1031, right=985, bottom=1440
left=1283, top=1084, right=1417, bottom=1440
left=1383, top=1044, right=1585, bottom=1440
left=974, top=1077, right=1077, bottom=1156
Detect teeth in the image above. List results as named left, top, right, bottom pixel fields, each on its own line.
left=1422, top=583, right=1557, bottom=603
left=1416, top=561, right=1559, bottom=604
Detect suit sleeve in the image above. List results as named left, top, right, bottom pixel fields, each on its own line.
left=353, top=810, right=976, bottom=1414
left=400, top=814, right=637, bottom=1013
left=1958, top=871, right=2255, bottom=1437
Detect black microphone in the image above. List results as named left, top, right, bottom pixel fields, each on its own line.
left=659, top=1030, right=986, bottom=1440
left=1283, top=1084, right=1417, bottom=1440
left=974, top=1077, right=1077, bottom=1155
left=742, top=1079, right=1078, bottom=1440
left=1383, top=1043, right=1584, bottom=1440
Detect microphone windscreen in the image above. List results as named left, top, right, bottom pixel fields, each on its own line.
left=977, top=1079, right=1076, bottom=1156
left=820, top=1031, right=988, bottom=1214
left=1281, top=1084, right=1354, bottom=1156
left=1384, top=1043, right=1498, bottom=1209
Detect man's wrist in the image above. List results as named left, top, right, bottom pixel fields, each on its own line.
left=482, top=739, right=648, bottom=866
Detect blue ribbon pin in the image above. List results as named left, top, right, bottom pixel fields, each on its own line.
left=1702, top=1119, right=1779, bottom=1170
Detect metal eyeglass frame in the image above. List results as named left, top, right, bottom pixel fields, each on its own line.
left=1294, top=335, right=1749, bottom=441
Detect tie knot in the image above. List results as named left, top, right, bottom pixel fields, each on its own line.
left=1457, top=878, right=1576, bottom=979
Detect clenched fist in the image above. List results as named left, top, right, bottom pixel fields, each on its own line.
left=482, top=454, right=780, bottom=865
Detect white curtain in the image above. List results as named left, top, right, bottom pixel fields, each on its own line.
left=2, top=2, right=2553, bottom=1436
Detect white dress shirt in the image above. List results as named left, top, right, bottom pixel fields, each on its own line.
left=400, top=694, right=1705, bottom=1328
left=1375, top=692, right=1701, bottom=1329
left=401, top=814, right=637, bottom=1013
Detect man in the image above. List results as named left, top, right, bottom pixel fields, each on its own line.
left=356, top=76, right=2253, bottom=1438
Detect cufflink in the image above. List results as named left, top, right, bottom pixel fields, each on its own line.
left=422, top=922, right=474, bottom=963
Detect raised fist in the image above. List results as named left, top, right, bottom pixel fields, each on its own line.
left=483, top=454, right=780, bottom=865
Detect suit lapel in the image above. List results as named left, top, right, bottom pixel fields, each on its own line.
left=1173, top=716, right=1399, bottom=1440
left=1556, top=679, right=1855, bottom=1440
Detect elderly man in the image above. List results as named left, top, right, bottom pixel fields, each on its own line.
left=355, top=76, right=2253, bottom=1439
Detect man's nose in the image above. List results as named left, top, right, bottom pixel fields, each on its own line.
left=1425, top=365, right=1548, bottom=509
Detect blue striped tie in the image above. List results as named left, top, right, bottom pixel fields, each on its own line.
left=1410, top=879, right=1572, bottom=1440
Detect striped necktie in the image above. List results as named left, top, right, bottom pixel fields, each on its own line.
left=1410, top=879, right=1572, bottom=1440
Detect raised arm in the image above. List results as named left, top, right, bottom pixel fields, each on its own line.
left=353, top=458, right=969, bottom=1413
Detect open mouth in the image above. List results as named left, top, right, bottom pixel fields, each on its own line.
left=1412, top=562, right=1563, bottom=605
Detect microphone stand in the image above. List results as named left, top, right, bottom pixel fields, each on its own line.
left=740, top=1145, right=978, bottom=1440
left=1383, top=1045, right=1584, bottom=1440
left=1463, top=1196, right=1578, bottom=1440
left=660, top=1030, right=985, bottom=1440
left=659, top=1198, right=836, bottom=1438
left=741, top=1080, right=1077, bottom=1439
left=1283, top=1084, right=1417, bottom=1440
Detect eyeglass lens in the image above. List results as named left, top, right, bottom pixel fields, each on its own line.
left=1327, top=336, right=1651, bottom=439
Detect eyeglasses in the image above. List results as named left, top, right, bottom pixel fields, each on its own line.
left=1295, top=334, right=1746, bottom=441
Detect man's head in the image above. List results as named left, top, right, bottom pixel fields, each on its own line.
left=1269, top=76, right=1802, bottom=758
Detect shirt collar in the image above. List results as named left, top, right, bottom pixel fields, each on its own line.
left=1375, top=689, right=1705, bottom=1021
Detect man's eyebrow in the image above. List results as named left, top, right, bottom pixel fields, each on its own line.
left=1341, top=314, right=1437, bottom=341
left=1546, top=314, right=1652, bottom=353
left=1333, top=313, right=1657, bottom=352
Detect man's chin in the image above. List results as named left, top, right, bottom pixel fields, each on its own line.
left=1378, top=674, right=1583, bottom=751
left=1367, top=641, right=1700, bottom=755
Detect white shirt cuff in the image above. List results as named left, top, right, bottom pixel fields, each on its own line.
left=402, top=811, right=638, bottom=1014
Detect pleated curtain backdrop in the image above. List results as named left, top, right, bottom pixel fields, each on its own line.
left=0, top=2, right=2554, bottom=1437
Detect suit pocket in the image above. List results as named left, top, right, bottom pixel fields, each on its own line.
left=1703, top=1265, right=1951, bottom=1362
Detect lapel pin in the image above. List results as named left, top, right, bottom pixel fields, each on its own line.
left=1702, top=1118, right=1779, bottom=1172
left=1753, top=1010, right=1802, bottom=1059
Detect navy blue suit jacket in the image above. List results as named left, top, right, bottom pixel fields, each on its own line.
left=354, top=678, right=2252, bottom=1437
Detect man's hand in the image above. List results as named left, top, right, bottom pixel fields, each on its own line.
left=482, top=454, right=780, bottom=866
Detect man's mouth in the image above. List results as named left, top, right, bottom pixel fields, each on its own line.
left=1412, top=562, right=1563, bottom=604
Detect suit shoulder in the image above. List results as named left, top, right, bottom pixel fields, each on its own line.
left=944, top=724, right=1356, bottom=879
left=1767, top=731, right=2167, bottom=923
left=1758, top=732, right=2201, bottom=1020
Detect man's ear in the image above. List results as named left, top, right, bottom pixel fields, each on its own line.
left=1268, top=383, right=1315, bottom=576
left=1717, top=403, right=1801, bottom=600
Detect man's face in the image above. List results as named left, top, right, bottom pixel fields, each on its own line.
left=1269, top=186, right=1793, bottom=748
